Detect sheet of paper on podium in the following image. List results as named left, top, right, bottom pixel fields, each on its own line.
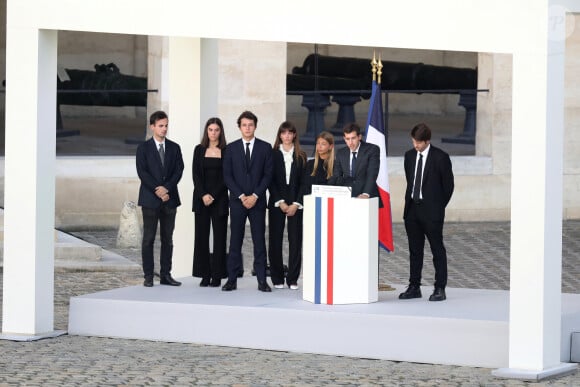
left=311, top=184, right=351, bottom=198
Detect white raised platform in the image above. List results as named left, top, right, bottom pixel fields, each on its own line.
left=68, top=277, right=580, bottom=368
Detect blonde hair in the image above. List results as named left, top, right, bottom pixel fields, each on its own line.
left=312, top=131, right=334, bottom=180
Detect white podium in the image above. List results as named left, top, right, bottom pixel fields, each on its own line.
left=302, top=194, right=378, bottom=304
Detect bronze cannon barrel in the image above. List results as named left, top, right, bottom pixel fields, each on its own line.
left=291, top=53, right=477, bottom=92
left=57, top=63, right=147, bottom=107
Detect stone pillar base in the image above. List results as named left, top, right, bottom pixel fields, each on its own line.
left=492, top=363, right=577, bottom=382
left=0, top=330, right=67, bottom=342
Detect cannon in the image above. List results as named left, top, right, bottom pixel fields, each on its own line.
left=57, top=63, right=149, bottom=135
left=287, top=54, right=478, bottom=144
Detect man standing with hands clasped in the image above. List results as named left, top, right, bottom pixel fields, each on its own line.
left=399, top=123, right=454, bottom=302
left=136, top=110, right=184, bottom=287
left=222, top=111, right=273, bottom=292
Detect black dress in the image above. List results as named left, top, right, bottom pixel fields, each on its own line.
left=192, top=146, right=229, bottom=283
left=301, top=158, right=330, bottom=197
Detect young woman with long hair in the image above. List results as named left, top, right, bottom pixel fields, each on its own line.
left=267, top=121, right=307, bottom=290
left=192, top=117, right=228, bottom=287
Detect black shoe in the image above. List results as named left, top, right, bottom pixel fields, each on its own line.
left=258, top=281, right=272, bottom=292
left=209, top=279, right=221, bottom=287
left=398, top=285, right=422, bottom=299
left=222, top=280, right=237, bottom=291
left=429, top=287, right=446, bottom=301
left=143, top=277, right=154, bottom=287
left=199, top=278, right=210, bottom=287
left=160, top=274, right=182, bottom=286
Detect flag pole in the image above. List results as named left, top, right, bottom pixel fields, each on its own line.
left=377, top=54, right=382, bottom=84
left=374, top=52, right=395, bottom=292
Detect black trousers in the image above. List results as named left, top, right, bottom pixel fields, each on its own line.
left=192, top=205, right=228, bottom=281
left=404, top=202, right=448, bottom=289
left=227, top=201, right=267, bottom=283
left=268, top=207, right=303, bottom=286
left=141, top=205, right=176, bottom=279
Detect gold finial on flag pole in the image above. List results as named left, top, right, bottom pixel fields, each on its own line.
left=371, top=51, right=378, bottom=82
left=377, top=53, right=383, bottom=85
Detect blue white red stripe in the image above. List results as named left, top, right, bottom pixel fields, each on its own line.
left=313, top=197, right=335, bottom=304
left=364, top=80, right=394, bottom=252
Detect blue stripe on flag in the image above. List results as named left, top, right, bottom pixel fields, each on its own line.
left=314, top=196, right=321, bottom=304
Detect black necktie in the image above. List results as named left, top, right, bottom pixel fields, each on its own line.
left=245, top=142, right=251, bottom=169
left=159, top=143, right=165, bottom=167
left=351, top=152, right=357, bottom=176
left=413, top=153, right=423, bottom=201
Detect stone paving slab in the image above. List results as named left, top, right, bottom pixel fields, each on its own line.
left=0, top=230, right=139, bottom=271
left=0, top=221, right=579, bottom=385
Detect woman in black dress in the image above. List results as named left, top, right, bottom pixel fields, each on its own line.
left=192, top=117, right=228, bottom=287
left=301, top=130, right=335, bottom=196
left=267, top=121, right=307, bottom=290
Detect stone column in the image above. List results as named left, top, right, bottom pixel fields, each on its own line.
left=166, top=37, right=201, bottom=278
left=218, top=40, right=286, bottom=144
left=493, top=4, right=576, bottom=380
left=563, top=13, right=580, bottom=219
left=1, top=28, right=63, bottom=339
left=146, top=36, right=170, bottom=138
left=475, top=52, right=512, bottom=173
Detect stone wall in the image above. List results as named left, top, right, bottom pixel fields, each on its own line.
left=217, top=39, right=286, bottom=145
left=564, top=13, right=580, bottom=218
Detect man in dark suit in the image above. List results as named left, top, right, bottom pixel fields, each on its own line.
left=329, top=123, right=380, bottom=199
left=399, top=123, right=454, bottom=302
left=222, top=111, right=273, bottom=292
left=136, top=110, right=184, bottom=287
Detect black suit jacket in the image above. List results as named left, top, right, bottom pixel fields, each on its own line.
left=136, top=137, right=184, bottom=209
left=403, top=145, right=454, bottom=222
left=329, top=141, right=380, bottom=198
left=267, top=149, right=306, bottom=209
left=192, top=144, right=229, bottom=216
left=223, top=138, right=273, bottom=210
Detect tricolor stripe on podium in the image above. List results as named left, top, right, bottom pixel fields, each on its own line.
left=314, top=196, right=335, bottom=304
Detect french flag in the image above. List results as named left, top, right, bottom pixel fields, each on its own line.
left=313, top=196, right=335, bottom=304
left=364, top=80, right=394, bottom=252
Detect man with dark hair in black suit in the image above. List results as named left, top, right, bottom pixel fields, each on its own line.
left=399, top=122, right=454, bottom=301
left=136, top=110, right=184, bottom=287
left=222, top=110, right=273, bottom=292
left=329, top=122, right=380, bottom=199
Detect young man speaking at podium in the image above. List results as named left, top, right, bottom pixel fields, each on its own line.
left=329, top=123, right=380, bottom=200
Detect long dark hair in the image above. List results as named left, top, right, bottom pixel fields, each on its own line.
left=273, top=121, right=306, bottom=164
left=200, top=117, right=226, bottom=149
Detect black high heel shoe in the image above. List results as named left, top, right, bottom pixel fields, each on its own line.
left=200, top=278, right=210, bottom=287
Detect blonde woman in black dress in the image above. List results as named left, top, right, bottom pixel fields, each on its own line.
left=192, top=118, right=228, bottom=287
left=301, top=130, right=335, bottom=196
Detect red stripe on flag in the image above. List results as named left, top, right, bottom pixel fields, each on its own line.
left=378, top=188, right=394, bottom=252
left=327, top=198, right=334, bottom=305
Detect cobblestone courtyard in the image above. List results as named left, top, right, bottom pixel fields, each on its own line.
left=1, top=221, right=580, bottom=386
